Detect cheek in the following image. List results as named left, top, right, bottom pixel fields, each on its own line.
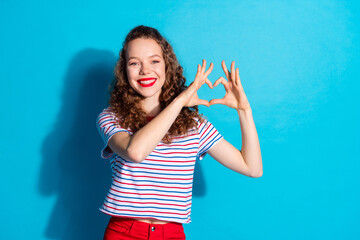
left=158, top=64, right=166, bottom=78
left=127, top=68, right=138, bottom=80
left=126, top=70, right=138, bottom=89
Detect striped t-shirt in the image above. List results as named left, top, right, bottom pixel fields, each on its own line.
left=96, top=107, right=223, bottom=224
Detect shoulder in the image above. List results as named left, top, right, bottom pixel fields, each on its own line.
left=185, top=116, right=216, bottom=138
left=193, top=116, right=212, bottom=129
left=96, top=106, right=133, bottom=134
left=96, top=107, right=123, bottom=128
left=193, top=115, right=206, bottom=125
left=97, top=107, right=125, bottom=123
left=97, top=107, right=115, bottom=118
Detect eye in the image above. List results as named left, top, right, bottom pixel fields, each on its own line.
left=152, top=60, right=160, bottom=64
left=129, top=62, right=138, bottom=66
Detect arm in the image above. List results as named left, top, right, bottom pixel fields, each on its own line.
left=207, top=108, right=262, bottom=178
left=208, top=61, right=262, bottom=178
left=108, top=60, right=214, bottom=163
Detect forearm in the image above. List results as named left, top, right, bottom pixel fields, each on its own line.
left=126, top=96, right=185, bottom=162
left=237, top=107, right=263, bottom=176
left=120, top=60, right=211, bottom=163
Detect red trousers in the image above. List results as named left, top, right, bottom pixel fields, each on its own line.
left=103, top=217, right=186, bottom=240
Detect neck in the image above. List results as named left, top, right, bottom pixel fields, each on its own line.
left=140, top=95, right=161, bottom=117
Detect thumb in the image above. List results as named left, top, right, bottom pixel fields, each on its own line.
left=196, top=99, right=210, bottom=107
left=209, top=98, right=226, bottom=106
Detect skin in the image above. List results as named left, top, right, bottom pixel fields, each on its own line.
left=108, top=38, right=263, bottom=224
left=126, top=38, right=166, bottom=116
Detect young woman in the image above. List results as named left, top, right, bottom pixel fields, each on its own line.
left=97, top=25, right=262, bottom=240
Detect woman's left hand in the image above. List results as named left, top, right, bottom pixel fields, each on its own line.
left=209, top=61, right=251, bottom=111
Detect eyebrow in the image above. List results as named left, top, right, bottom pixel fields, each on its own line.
left=128, top=54, right=162, bottom=61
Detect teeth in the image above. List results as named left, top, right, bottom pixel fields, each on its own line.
left=139, top=79, right=156, bottom=84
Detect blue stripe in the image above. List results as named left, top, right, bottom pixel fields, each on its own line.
left=104, top=130, right=124, bottom=142
left=134, top=162, right=195, bottom=168
left=106, top=127, right=117, bottom=138
left=101, top=208, right=189, bottom=221
left=101, top=130, right=125, bottom=147
left=148, top=154, right=195, bottom=159
left=99, top=121, right=113, bottom=135
left=200, top=126, right=215, bottom=145
left=112, top=174, right=193, bottom=185
left=117, top=168, right=194, bottom=176
left=168, top=138, right=198, bottom=144
left=200, top=134, right=222, bottom=154
left=104, top=199, right=191, bottom=212
left=199, top=130, right=219, bottom=150
left=99, top=118, right=114, bottom=125
left=99, top=120, right=115, bottom=131
left=112, top=185, right=192, bottom=194
left=198, top=120, right=209, bottom=134
left=108, top=192, right=192, bottom=203
left=155, top=146, right=198, bottom=151
left=109, top=127, right=129, bottom=136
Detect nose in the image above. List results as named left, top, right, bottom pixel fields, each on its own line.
left=139, top=62, right=151, bottom=75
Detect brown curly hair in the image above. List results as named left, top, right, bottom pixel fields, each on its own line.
left=108, top=25, right=204, bottom=144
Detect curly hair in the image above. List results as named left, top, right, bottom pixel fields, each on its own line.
left=108, top=25, right=204, bottom=144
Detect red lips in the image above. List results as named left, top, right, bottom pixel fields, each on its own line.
left=137, top=78, right=157, bottom=87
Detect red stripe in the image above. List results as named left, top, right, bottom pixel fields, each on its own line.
left=102, top=121, right=115, bottom=128
left=145, top=159, right=196, bottom=163
left=103, top=203, right=191, bottom=216
left=200, top=123, right=211, bottom=139
left=98, top=113, right=132, bottom=134
left=117, top=171, right=193, bottom=181
left=157, top=142, right=198, bottom=147
left=113, top=178, right=192, bottom=190
left=199, top=130, right=216, bottom=149
left=104, top=125, right=113, bottom=135
left=170, top=133, right=198, bottom=139
left=152, top=150, right=197, bottom=155
left=118, top=161, right=193, bottom=172
left=110, top=187, right=192, bottom=198
left=98, top=115, right=113, bottom=125
left=106, top=195, right=191, bottom=207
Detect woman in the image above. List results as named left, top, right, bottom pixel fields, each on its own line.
left=97, top=25, right=262, bottom=240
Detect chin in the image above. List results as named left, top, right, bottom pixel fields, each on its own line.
left=136, top=90, right=161, bottom=99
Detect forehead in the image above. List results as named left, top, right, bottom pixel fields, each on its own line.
left=126, top=38, right=163, bottom=59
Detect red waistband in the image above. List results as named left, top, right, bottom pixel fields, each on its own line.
left=109, top=216, right=182, bottom=229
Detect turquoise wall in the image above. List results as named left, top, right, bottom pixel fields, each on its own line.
left=1, top=0, right=359, bottom=239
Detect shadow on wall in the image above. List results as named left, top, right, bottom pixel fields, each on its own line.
left=38, top=49, right=116, bottom=239
left=38, top=48, right=207, bottom=239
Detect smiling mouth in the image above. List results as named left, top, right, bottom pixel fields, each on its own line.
left=137, top=78, right=157, bottom=87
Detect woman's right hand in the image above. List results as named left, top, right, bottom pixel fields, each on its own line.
left=179, top=59, right=214, bottom=107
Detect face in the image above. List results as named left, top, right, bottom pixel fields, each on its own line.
left=125, top=38, right=166, bottom=100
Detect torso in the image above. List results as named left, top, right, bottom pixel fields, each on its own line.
left=134, top=218, right=171, bottom=224
left=98, top=108, right=221, bottom=224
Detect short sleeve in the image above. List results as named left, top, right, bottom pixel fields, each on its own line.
left=96, top=107, right=132, bottom=159
left=197, top=119, right=223, bottom=160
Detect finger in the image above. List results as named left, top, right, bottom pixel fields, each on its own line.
left=235, top=68, right=242, bottom=87
left=195, top=64, right=201, bottom=79
left=205, top=78, right=213, bottom=89
left=201, top=59, right=206, bottom=74
left=203, top=62, right=214, bottom=79
left=221, top=60, right=230, bottom=80
left=213, top=77, right=230, bottom=92
left=213, top=77, right=228, bottom=89
left=230, top=61, right=236, bottom=85
left=209, top=98, right=226, bottom=106
left=197, top=99, right=210, bottom=107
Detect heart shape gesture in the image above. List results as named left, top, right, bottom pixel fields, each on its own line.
left=209, top=60, right=251, bottom=111
left=181, top=60, right=250, bottom=111
left=181, top=59, right=214, bottom=107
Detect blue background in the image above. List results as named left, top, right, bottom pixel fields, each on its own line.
left=1, top=0, right=359, bottom=239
